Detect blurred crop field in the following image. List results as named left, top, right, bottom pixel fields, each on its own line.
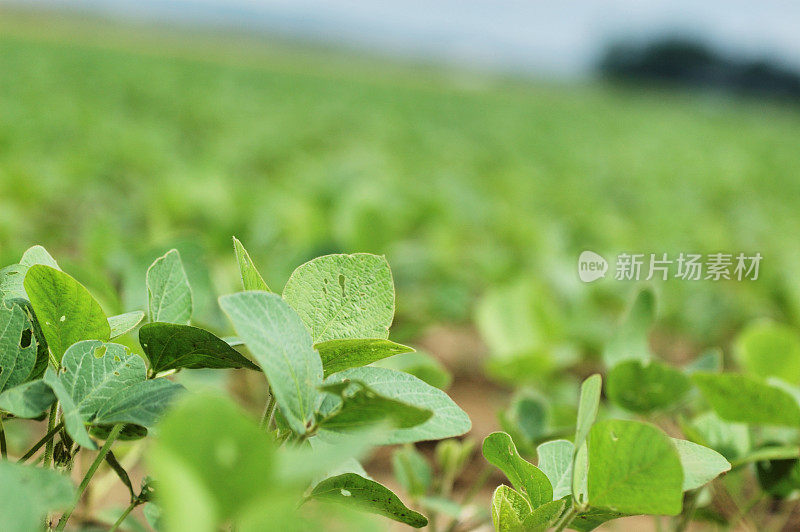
left=2, top=8, right=800, bottom=373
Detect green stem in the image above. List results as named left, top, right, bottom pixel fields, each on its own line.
left=0, top=416, right=7, bottom=460
left=18, top=421, right=64, bottom=463
left=108, top=499, right=138, bottom=532
left=43, top=403, right=59, bottom=468
left=259, top=392, right=276, bottom=431
left=553, top=503, right=578, bottom=532
left=55, top=423, right=124, bottom=531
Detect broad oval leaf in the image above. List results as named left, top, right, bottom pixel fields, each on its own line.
left=0, top=379, right=55, bottom=418
left=692, top=372, right=800, bottom=426
left=147, top=250, right=193, bottom=325
left=570, top=508, right=628, bottom=532
left=20, top=245, right=60, bottom=270
left=318, top=380, right=432, bottom=432
left=232, top=237, right=270, bottom=292
left=0, top=304, right=37, bottom=392
left=603, top=288, right=655, bottom=367
left=108, top=311, right=145, bottom=339
left=536, top=439, right=574, bottom=500
left=587, top=419, right=684, bottom=515
left=139, top=322, right=259, bottom=374
left=483, top=431, right=553, bottom=508
left=0, top=265, right=27, bottom=302
left=309, top=472, right=427, bottom=528
left=490, top=485, right=531, bottom=532
left=606, top=360, right=691, bottom=413
left=671, top=438, right=731, bottom=491
left=282, top=254, right=394, bottom=343
left=317, top=367, right=470, bottom=444
left=219, top=291, right=323, bottom=435
left=0, top=462, right=74, bottom=532
left=315, top=338, right=413, bottom=377
left=735, top=321, right=800, bottom=385
left=24, top=265, right=110, bottom=363
left=521, top=498, right=566, bottom=532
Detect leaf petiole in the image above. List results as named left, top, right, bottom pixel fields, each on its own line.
left=17, top=421, right=64, bottom=463
left=553, top=503, right=578, bottom=532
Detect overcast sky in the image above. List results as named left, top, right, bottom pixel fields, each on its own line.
left=15, top=0, right=800, bottom=77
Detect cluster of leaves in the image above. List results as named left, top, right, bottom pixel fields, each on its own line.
left=486, top=287, right=800, bottom=531
left=0, top=242, right=471, bottom=531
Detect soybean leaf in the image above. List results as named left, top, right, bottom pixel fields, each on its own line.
left=685, top=412, right=750, bottom=461
left=20, top=245, right=60, bottom=270
left=692, top=373, right=800, bottom=426
left=0, top=265, right=27, bottom=302
left=0, top=462, right=74, bottom=532
left=392, top=446, right=432, bottom=498
left=536, top=439, right=574, bottom=500
left=148, top=393, right=277, bottom=524
left=219, top=291, right=322, bottom=435
left=606, top=360, right=691, bottom=413
left=315, top=338, right=413, bottom=377
left=0, top=304, right=37, bottom=392
left=756, top=457, right=800, bottom=497
left=603, top=288, right=655, bottom=367
left=232, top=237, right=270, bottom=292
left=139, top=322, right=259, bottom=374
left=147, top=250, right=192, bottom=325
left=309, top=472, right=427, bottom=528
left=282, top=254, right=394, bottom=343
left=318, top=380, right=432, bottom=432
left=570, top=508, right=628, bottom=532
left=574, top=374, right=601, bottom=451
left=316, top=367, right=470, bottom=444
left=108, top=311, right=145, bottom=339
left=490, top=485, right=531, bottom=532
left=0, top=379, right=55, bottom=418
left=735, top=321, right=800, bottom=385
left=671, top=438, right=731, bottom=491
left=373, top=350, right=452, bottom=390
left=587, top=419, right=683, bottom=515
left=24, top=265, right=110, bottom=363
left=521, top=498, right=566, bottom=532
left=572, top=442, right=589, bottom=505
left=44, top=340, right=183, bottom=449
left=483, top=431, right=553, bottom=508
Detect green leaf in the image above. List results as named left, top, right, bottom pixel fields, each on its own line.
left=20, top=245, right=60, bottom=270
left=315, top=338, right=413, bottom=377
left=146, top=250, right=193, bottom=325
left=490, top=485, right=531, bottom=532
left=756, top=457, right=800, bottom=497
left=483, top=431, right=553, bottom=508
left=139, top=322, right=259, bottom=374
left=536, top=439, right=574, bottom=500
left=309, top=472, right=427, bottom=528
left=570, top=508, right=627, bottom=532
left=684, top=348, right=723, bottom=374
left=232, top=237, right=270, bottom=292
left=686, top=412, right=750, bottom=461
left=219, top=291, right=322, bottom=434
left=0, top=379, right=55, bottom=418
left=521, top=499, right=566, bottom=532
left=671, top=438, right=731, bottom=491
left=392, top=445, right=432, bottom=498
left=316, top=367, right=470, bottom=444
left=318, top=380, right=432, bottom=432
left=574, top=374, right=601, bottom=451
left=108, top=311, right=145, bottom=338
left=373, top=350, right=452, bottom=390
left=0, top=462, right=74, bottom=532
left=282, top=254, right=394, bottom=343
left=606, top=360, right=691, bottom=413
left=0, top=265, right=27, bottom=302
left=24, top=265, right=110, bottom=363
left=43, top=340, right=184, bottom=449
left=735, top=321, right=800, bottom=385
left=148, top=393, right=276, bottom=524
left=0, top=304, right=37, bottom=392
left=587, top=419, right=683, bottom=515
left=603, top=288, right=655, bottom=367
left=692, top=373, right=800, bottom=426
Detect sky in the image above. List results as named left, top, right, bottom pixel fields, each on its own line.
left=13, top=0, right=800, bottom=78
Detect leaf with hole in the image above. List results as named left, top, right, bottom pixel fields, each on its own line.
left=0, top=304, right=37, bottom=393
left=24, top=265, right=110, bottom=363
left=282, top=254, right=394, bottom=343
left=139, top=322, right=259, bottom=374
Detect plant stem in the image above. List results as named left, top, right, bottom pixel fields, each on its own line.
left=553, top=503, right=578, bottom=532
left=55, top=423, right=124, bottom=531
left=43, top=402, right=59, bottom=468
left=673, top=490, right=698, bottom=532
left=0, top=416, right=7, bottom=460
left=108, top=499, right=138, bottom=532
left=259, top=391, right=276, bottom=431
left=18, top=421, right=64, bottom=463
